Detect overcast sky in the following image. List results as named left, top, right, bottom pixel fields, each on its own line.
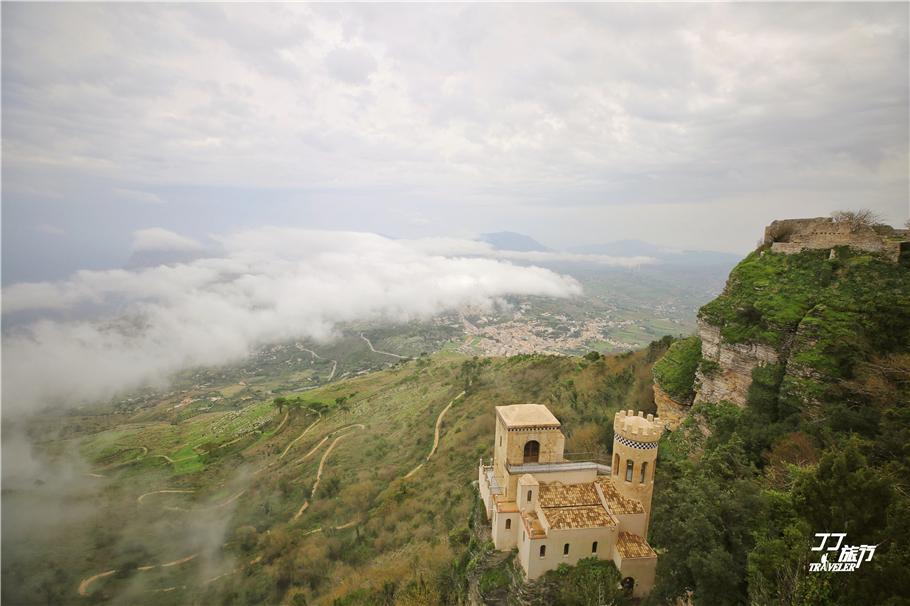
left=3, top=3, right=908, bottom=284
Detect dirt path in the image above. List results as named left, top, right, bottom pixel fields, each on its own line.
left=360, top=333, right=406, bottom=359
left=272, top=409, right=290, bottom=435
left=137, top=489, right=195, bottom=504
left=278, top=416, right=321, bottom=460
left=296, top=344, right=338, bottom=381
left=77, top=553, right=199, bottom=596
left=293, top=436, right=328, bottom=466
left=404, top=391, right=465, bottom=479
left=93, top=446, right=148, bottom=472
left=153, top=453, right=198, bottom=465
left=291, top=424, right=364, bottom=521
left=155, top=489, right=246, bottom=513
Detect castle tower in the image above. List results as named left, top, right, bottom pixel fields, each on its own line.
left=493, top=404, right=565, bottom=499
left=611, top=410, right=661, bottom=533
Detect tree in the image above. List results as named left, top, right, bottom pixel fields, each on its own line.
left=273, top=396, right=288, bottom=414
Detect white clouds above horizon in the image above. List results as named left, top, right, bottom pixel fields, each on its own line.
left=1, top=228, right=587, bottom=413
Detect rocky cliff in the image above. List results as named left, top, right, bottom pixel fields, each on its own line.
left=654, top=217, right=910, bottom=428
left=692, top=319, right=779, bottom=407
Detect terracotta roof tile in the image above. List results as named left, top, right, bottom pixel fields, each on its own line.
left=539, top=481, right=600, bottom=508
left=595, top=477, right=644, bottom=515
left=616, top=532, right=656, bottom=559
left=542, top=505, right=617, bottom=530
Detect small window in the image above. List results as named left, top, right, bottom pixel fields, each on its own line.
left=505, top=519, right=511, bottom=530
left=613, top=453, right=619, bottom=475
left=592, top=541, right=598, bottom=553
left=522, top=531, right=525, bottom=542
left=539, top=545, right=546, bottom=558
left=640, top=461, right=648, bottom=483
left=563, top=543, right=570, bottom=556
left=499, top=435, right=502, bottom=446
left=625, top=459, right=634, bottom=482
left=527, top=490, right=532, bottom=502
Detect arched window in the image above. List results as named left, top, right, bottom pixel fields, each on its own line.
left=613, top=453, right=620, bottom=475
left=539, top=545, right=546, bottom=558
left=505, top=518, right=511, bottom=530
left=640, top=461, right=648, bottom=483
left=625, top=459, right=634, bottom=482
left=527, top=490, right=532, bottom=502
left=523, top=440, right=540, bottom=463
left=592, top=541, right=598, bottom=553
left=563, top=543, right=570, bottom=556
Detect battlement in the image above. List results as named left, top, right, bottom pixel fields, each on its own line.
left=613, top=410, right=662, bottom=442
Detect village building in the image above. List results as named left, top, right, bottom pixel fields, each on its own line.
left=478, top=404, right=661, bottom=598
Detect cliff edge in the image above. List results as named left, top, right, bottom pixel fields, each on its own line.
left=654, top=215, right=909, bottom=428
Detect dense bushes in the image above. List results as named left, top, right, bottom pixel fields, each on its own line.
left=648, top=246, right=910, bottom=605
left=652, top=336, right=701, bottom=401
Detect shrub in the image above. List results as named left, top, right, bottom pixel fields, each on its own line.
left=652, top=337, right=702, bottom=401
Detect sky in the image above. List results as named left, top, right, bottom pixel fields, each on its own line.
left=3, top=3, right=908, bottom=284
left=1, top=3, right=908, bottom=414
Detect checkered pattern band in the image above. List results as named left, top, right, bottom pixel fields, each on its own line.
left=615, top=434, right=659, bottom=450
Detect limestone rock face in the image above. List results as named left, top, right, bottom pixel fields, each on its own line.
left=653, top=384, right=689, bottom=430
left=693, top=319, right=779, bottom=407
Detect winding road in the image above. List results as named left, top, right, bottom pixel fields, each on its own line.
left=404, top=391, right=465, bottom=479
left=137, top=489, right=195, bottom=504
left=79, top=378, right=462, bottom=597
left=360, top=333, right=406, bottom=359
left=295, top=344, right=338, bottom=381
left=78, top=553, right=200, bottom=596
left=278, top=415, right=321, bottom=460
left=292, top=424, right=364, bottom=521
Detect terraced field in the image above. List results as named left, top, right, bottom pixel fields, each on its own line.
left=3, top=344, right=664, bottom=605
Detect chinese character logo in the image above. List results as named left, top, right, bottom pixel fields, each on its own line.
left=808, top=533, right=877, bottom=573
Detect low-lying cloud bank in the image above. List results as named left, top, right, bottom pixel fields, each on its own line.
left=2, top=228, right=641, bottom=415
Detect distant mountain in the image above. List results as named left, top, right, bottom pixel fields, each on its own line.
left=569, top=239, right=741, bottom=266
left=479, top=231, right=550, bottom=252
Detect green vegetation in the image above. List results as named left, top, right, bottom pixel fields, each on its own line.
left=539, top=558, right=628, bottom=606
left=651, top=336, right=701, bottom=401
left=699, top=250, right=835, bottom=346
left=7, top=341, right=671, bottom=606
left=648, top=247, right=910, bottom=606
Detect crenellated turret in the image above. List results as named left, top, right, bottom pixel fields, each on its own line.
left=611, top=410, right=662, bottom=535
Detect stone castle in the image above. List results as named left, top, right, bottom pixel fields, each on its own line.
left=478, top=404, right=660, bottom=598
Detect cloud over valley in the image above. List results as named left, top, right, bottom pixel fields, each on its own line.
left=1, top=228, right=592, bottom=414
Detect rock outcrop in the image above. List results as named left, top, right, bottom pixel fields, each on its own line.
left=693, top=319, right=779, bottom=407
left=652, top=384, right=689, bottom=430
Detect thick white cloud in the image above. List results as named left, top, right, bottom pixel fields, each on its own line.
left=132, top=227, right=204, bottom=251
left=1, top=228, right=583, bottom=413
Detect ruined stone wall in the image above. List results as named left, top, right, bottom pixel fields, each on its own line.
left=693, top=319, right=779, bottom=407
left=764, top=217, right=908, bottom=262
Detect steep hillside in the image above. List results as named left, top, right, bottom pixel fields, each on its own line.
left=648, top=226, right=910, bottom=605
left=3, top=344, right=667, bottom=606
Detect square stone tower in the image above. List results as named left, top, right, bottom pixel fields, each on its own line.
left=493, top=404, right=565, bottom=500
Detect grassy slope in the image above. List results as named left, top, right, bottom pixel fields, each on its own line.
left=5, top=343, right=665, bottom=606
